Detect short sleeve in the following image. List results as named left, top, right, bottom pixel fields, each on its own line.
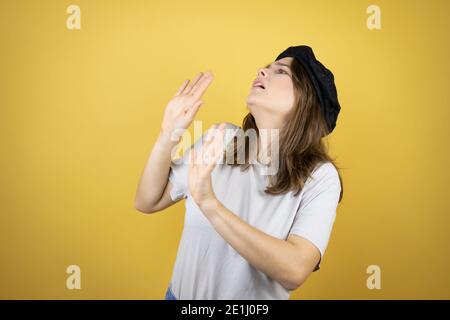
left=168, top=153, right=189, bottom=201
left=288, top=162, right=342, bottom=271
left=168, top=137, right=201, bottom=202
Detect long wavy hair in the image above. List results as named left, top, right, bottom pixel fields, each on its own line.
left=223, top=58, right=344, bottom=202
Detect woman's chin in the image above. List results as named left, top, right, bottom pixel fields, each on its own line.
left=246, top=99, right=268, bottom=112
left=246, top=96, right=263, bottom=109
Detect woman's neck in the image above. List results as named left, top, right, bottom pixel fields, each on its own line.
left=252, top=115, right=284, bottom=166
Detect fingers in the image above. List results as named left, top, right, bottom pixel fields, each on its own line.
left=175, top=79, right=189, bottom=96
left=204, top=123, right=226, bottom=146
left=186, top=100, right=203, bottom=119
left=189, top=147, right=195, bottom=169
left=189, top=72, right=214, bottom=99
left=212, top=123, right=227, bottom=154
left=183, top=72, right=204, bottom=95
left=174, top=71, right=214, bottom=117
left=207, top=125, right=226, bottom=168
left=190, top=123, right=227, bottom=171
left=202, top=123, right=226, bottom=162
left=204, top=123, right=218, bottom=143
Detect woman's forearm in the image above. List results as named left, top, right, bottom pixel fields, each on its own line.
left=134, top=129, right=181, bottom=212
left=135, top=71, right=214, bottom=212
left=199, top=199, right=305, bottom=291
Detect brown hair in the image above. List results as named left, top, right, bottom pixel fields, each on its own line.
left=224, top=58, right=344, bottom=202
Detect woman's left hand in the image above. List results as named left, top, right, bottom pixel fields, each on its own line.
left=188, top=123, right=227, bottom=208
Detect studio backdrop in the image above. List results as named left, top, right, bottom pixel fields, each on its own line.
left=1, top=0, right=449, bottom=299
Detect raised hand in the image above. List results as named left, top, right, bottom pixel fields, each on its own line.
left=161, top=71, right=214, bottom=140
left=188, top=123, right=227, bottom=207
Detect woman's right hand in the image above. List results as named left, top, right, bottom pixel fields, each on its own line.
left=161, top=71, right=214, bottom=139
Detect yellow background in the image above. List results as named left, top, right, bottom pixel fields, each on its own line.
left=1, top=0, right=449, bottom=299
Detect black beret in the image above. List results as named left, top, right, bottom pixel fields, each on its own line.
left=275, top=45, right=341, bottom=135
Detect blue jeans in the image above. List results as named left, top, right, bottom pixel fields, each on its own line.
left=164, top=283, right=177, bottom=300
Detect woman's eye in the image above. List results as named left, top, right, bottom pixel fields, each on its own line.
left=278, top=69, right=287, bottom=74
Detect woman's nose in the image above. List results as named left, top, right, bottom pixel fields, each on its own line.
left=258, top=68, right=267, bottom=78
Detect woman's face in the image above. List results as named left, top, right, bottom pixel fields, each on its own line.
left=246, top=57, right=297, bottom=126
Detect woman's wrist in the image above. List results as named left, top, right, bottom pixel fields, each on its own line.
left=198, top=196, right=221, bottom=217
left=159, top=127, right=183, bottom=145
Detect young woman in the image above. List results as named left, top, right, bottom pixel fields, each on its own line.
left=135, top=45, right=344, bottom=300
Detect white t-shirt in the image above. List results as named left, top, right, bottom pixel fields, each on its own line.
left=167, top=122, right=341, bottom=300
